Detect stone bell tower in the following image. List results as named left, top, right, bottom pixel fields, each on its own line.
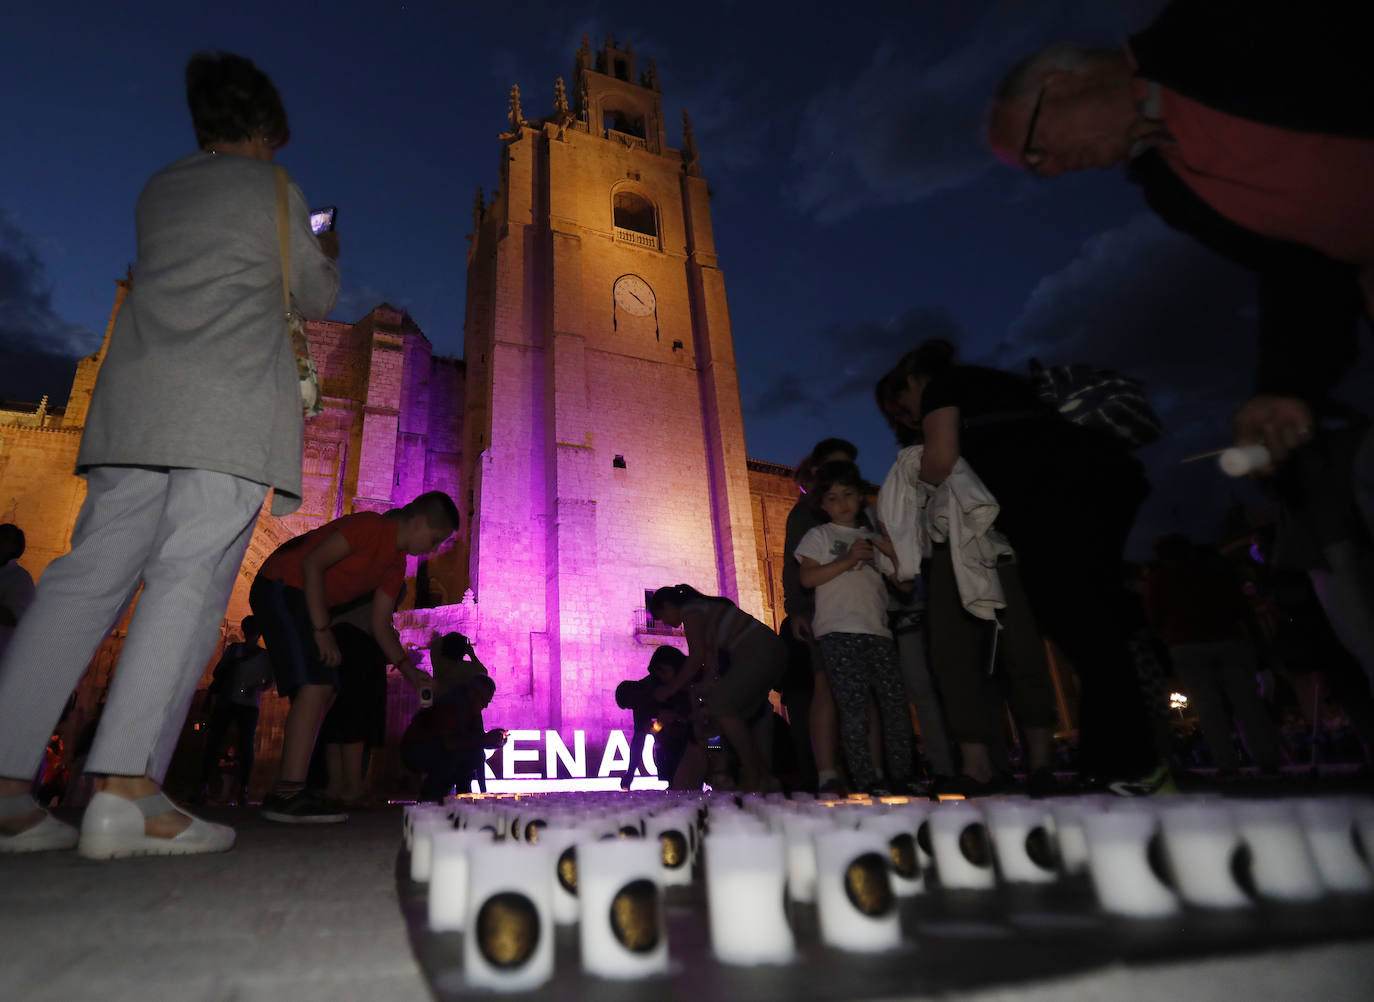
left=461, top=34, right=762, bottom=734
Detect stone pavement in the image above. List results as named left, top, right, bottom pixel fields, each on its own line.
left=3, top=798, right=1374, bottom=1002
left=0, top=806, right=429, bottom=1002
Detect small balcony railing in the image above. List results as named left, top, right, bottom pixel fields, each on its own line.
left=606, top=129, right=647, bottom=151
left=614, top=226, right=658, bottom=250
left=633, top=608, right=683, bottom=637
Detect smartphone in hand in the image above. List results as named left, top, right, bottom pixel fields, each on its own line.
left=310, top=206, right=337, bottom=235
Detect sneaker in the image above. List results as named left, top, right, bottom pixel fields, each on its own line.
left=261, top=790, right=348, bottom=824
left=1106, top=762, right=1177, bottom=798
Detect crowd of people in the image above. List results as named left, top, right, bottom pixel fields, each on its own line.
left=2, top=0, right=1372, bottom=858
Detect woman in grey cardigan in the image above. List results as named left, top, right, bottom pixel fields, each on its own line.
left=0, top=51, right=339, bottom=858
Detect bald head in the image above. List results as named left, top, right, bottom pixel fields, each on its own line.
left=987, top=44, right=1144, bottom=176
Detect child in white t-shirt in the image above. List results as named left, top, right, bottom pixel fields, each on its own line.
left=795, top=460, right=915, bottom=793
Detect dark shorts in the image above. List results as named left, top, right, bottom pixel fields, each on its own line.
left=249, top=576, right=339, bottom=699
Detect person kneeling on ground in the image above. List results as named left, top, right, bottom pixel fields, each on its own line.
left=251, top=491, right=460, bottom=823
left=401, top=673, right=507, bottom=801
left=618, top=646, right=703, bottom=790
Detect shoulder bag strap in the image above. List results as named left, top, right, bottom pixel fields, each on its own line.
left=273, top=165, right=292, bottom=315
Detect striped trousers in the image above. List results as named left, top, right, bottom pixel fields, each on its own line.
left=0, top=466, right=266, bottom=782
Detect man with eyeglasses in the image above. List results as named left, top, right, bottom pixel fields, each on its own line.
left=986, top=1, right=1374, bottom=492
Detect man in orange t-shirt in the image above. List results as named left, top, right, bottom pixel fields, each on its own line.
left=250, top=491, right=460, bottom=823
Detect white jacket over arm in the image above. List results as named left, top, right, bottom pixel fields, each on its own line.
left=877, top=445, right=1014, bottom=622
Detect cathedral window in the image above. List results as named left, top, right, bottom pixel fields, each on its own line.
left=603, top=108, right=646, bottom=141
left=612, top=191, right=656, bottom=238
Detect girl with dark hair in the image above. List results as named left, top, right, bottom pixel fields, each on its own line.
left=879, top=339, right=1163, bottom=794
left=795, top=461, right=917, bottom=794
left=647, top=584, right=786, bottom=791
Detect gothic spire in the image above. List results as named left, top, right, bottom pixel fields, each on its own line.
left=507, top=84, right=524, bottom=132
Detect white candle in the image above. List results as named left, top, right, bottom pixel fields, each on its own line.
left=647, top=809, right=696, bottom=887
left=464, top=841, right=555, bottom=992
left=576, top=837, right=669, bottom=978
left=1082, top=807, right=1179, bottom=918
left=812, top=828, right=902, bottom=953
left=428, top=829, right=496, bottom=932
left=1297, top=798, right=1374, bottom=894
left=1231, top=799, right=1324, bottom=902
left=540, top=824, right=601, bottom=925
left=410, top=814, right=451, bottom=883
left=856, top=812, right=925, bottom=896
left=704, top=830, right=796, bottom=964
left=926, top=802, right=996, bottom=891
left=781, top=814, right=833, bottom=904
left=1048, top=797, right=1111, bottom=877
left=983, top=799, right=1058, bottom=885
left=1158, top=803, right=1252, bottom=909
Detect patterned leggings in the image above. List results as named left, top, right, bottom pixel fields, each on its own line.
left=817, top=632, right=914, bottom=790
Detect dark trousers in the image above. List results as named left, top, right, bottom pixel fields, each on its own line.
left=1002, top=470, right=1156, bottom=780
left=402, top=739, right=483, bottom=801
left=198, top=698, right=259, bottom=789
left=926, top=550, right=1058, bottom=743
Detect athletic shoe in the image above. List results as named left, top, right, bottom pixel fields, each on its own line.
left=1106, top=762, right=1177, bottom=798
left=261, top=790, right=348, bottom=824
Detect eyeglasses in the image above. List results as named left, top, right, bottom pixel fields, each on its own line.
left=1020, top=84, right=1047, bottom=169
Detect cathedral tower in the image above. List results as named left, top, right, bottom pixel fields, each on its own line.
left=462, top=35, right=763, bottom=734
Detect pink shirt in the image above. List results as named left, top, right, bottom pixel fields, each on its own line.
left=1130, top=76, right=1374, bottom=265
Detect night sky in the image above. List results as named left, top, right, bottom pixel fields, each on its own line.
left=3, top=0, right=1370, bottom=558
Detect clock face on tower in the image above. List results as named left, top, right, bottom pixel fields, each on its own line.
left=613, top=274, right=655, bottom=317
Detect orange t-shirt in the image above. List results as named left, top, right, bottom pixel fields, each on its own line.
left=1130, top=76, right=1374, bottom=265
left=258, top=512, right=405, bottom=608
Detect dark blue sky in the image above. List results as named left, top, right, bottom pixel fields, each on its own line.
left=3, top=0, right=1370, bottom=556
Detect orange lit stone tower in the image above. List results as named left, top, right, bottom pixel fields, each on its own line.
left=462, top=35, right=763, bottom=734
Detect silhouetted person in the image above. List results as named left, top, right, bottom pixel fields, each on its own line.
left=401, top=673, right=507, bottom=801
left=195, top=617, right=272, bottom=805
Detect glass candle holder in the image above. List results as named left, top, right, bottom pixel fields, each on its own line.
left=576, top=837, right=670, bottom=979
left=463, top=841, right=555, bottom=992
left=704, top=830, right=796, bottom=964
left=812, top=828, right=902, bottom=953
left=982, top=799, right=1058, bottom=885
left=925, top=802, right=996, bottom=891
left=428, top=828, right=497, bottom=932
left=1157, top=803, right=1253, bottom=909
left=1082, top=807, right=1179, bottom=918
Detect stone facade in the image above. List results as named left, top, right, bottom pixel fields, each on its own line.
left=0, top=38, right=799, bottom=789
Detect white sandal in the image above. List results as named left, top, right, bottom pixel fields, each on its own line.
left=0, top=794, right=79, bottom=853
left=77, top=790, right=235, bottom=860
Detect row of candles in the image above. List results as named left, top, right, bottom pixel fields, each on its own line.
left=402, top=790, right=1374, bottom=991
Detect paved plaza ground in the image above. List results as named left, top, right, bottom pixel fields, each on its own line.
left=3, top=773, right=1373, bottom=1002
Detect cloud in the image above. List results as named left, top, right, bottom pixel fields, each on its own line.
left=0, top=210, right=98, bottom=403
left=743, top=305, right=963, bottom=418
left=993, top=212, right=1257, bottom=433
left=786, top=0, right=1167, bottom=222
